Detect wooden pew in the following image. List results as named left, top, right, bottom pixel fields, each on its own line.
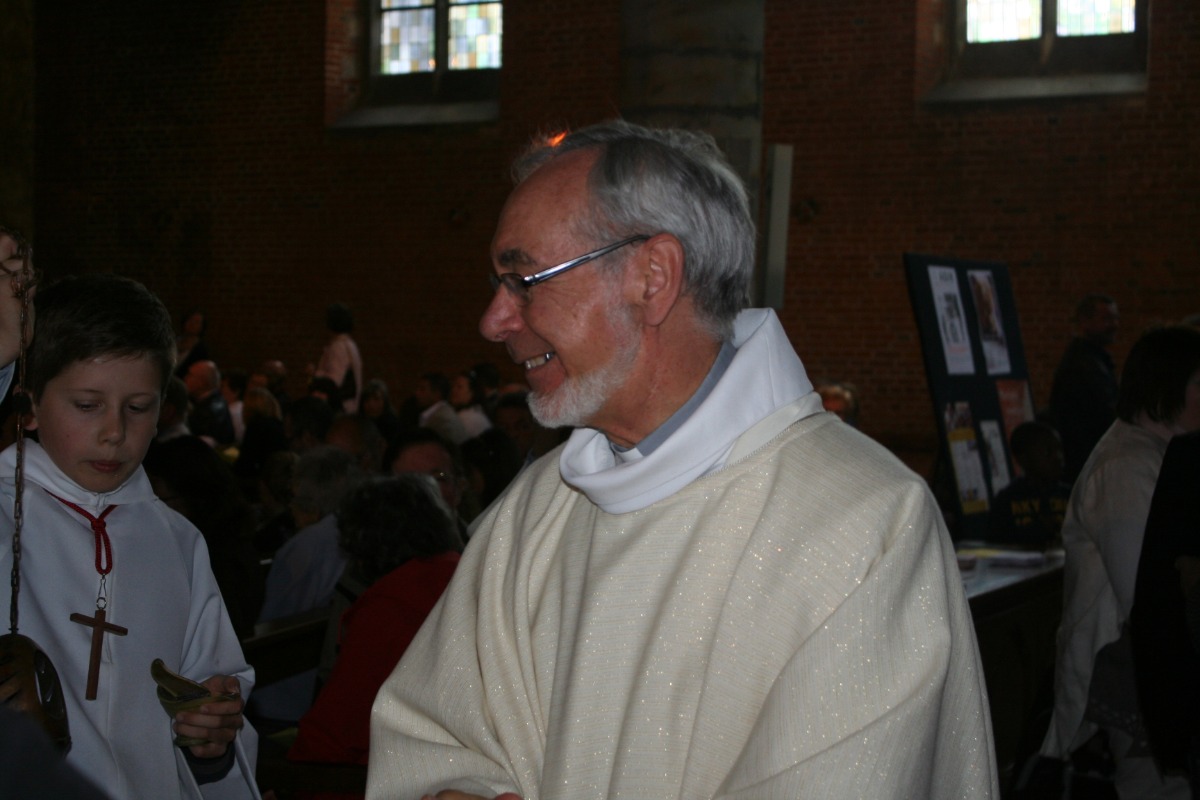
left=255, top=732, right=368, bottom=798
left=241, top=608, right=368, bottom=796
left=240, top=607, right=330, bottom=689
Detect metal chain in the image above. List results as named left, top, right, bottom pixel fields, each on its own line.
left=3, top=226, right=36, bottom=635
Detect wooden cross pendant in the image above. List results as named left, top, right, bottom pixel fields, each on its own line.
left=70, top=608, right=128, bottom=700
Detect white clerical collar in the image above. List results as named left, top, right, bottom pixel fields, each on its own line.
left=560, top=309, right=820, bottom=514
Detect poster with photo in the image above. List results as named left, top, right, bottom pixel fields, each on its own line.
left=905, top=254, right=1031, bottom=539
left=968, top=269, right=1012, bottom=375
left=944, top=400, right=989, bottom=515
left=995, top=379, right=1035, bottom=445
left=929, top=266, right=976, bottom=375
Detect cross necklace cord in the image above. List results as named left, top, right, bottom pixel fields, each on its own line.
left=48, top=492, right=128, bottom=700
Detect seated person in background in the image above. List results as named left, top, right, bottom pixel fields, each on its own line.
left=325, top=413, right=387, bottom=476
left=1131, top=429, right=1200, bottom=795
left=492, top=390, right=566, bottom=466
left=357, top=378, right=403, bottom=447
left=221, top=368, right=247, bottom=444
left=413, top=371, right=468, bottom=445
left=249, top=358, right=292, bottom=408
left=259, top=446, right=366, bottom=623
left=988, top=420, right=1070, bottom=548
left=449, top=369, right=494, bottom=439
left=232, top=386, right=289, bottom=499
left=251, top=446, right=366, bottom=726
left=386, top=429, right=471, bottom=538
left=183, top=358, right=236, bottom=447
left=815, top=380, right=860, bottom=427
left=307, top=376, right=346, bottom=413
left=461, top=428, right=524, bottom=513
left=173, top=308, right=209, bottom=379
left=253, top=449, right=299, bottom=560
left=471, top=361, right=502, bottom=418
left=289, top=475, right=461, bottom=768
left=1041, top=325, right=1200, bottom=798
left=144, top=435, right=265, bottom=639
left=285, top=395, right=336, bottom=454
left=155, top=376, right=191, bottom=442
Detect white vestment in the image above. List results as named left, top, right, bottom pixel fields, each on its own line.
left=1, top=442, right=260, bottom=800
left=368, top=310, right=998, bottom=799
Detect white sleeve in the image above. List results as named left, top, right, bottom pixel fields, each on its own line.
left=177, top=518, right=261, bottom=799
left=1078, top=446, right=1161, bottom=616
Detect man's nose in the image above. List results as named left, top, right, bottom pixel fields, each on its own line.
left=479, top=286, right=523, bottom=343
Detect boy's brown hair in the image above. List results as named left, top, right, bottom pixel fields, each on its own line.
left=27, top=274, right=176, bottom=400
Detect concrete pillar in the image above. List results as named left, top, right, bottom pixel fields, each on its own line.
left=619, top=0, right=771, bottom=303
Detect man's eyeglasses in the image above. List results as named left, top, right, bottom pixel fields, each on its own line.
left=489, top=235, right=650, bottom=306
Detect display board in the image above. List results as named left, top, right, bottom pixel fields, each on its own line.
left=904, top=253, right=1035, bottom=540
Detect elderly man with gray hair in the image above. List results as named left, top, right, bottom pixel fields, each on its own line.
left=368, top=121, right=998, bottom=799
left=251, top=446, right=365, bottom=724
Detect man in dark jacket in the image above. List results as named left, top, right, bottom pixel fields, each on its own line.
left=1048, top=294, right=1120, bottom=484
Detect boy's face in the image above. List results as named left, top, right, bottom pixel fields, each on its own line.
left=30, top=355, right=163, bottom=494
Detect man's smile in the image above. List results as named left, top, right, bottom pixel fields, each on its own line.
left=520, top=351, right=556, bottom=371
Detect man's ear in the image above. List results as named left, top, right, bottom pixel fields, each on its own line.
left=633, top=234, right=686, bottom=328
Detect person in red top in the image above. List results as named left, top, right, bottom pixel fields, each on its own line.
left=288, top=474, right=461, bottom=768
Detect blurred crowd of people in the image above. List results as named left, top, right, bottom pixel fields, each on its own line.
left=130, top=302, right=573, bottom=785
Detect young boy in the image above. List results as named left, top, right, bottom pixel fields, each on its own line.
left=0, top=272, right=260, bottom=799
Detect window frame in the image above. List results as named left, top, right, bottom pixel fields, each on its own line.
left=925, top=0, right=1148, bottom=103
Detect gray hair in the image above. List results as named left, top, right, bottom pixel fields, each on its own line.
left=513, top=120, right=754, bottom=340
left=291, top=445, right=365, bottom=518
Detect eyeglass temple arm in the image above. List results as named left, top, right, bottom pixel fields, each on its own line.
left=522, top=235, right=649, bottom=287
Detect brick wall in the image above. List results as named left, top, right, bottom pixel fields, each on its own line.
left=28, top=0, right=1199, bottom=472
left=0, top=0, right=34, bottom=234
left=33, top=1, right=622, bottom=405
left=765, top=0, right=1199, bottom=468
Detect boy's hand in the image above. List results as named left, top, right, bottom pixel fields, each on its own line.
left=0, top=230, right=34, bottom=367
left=174, top=674, right=245, bottom=759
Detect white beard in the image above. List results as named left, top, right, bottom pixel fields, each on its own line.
left=528, top=306, right=640, bottom=430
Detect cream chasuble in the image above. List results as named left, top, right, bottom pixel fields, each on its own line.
left=368, top=310, right=997, bottom=799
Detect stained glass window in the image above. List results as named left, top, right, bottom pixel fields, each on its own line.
left=1057, top=0, right=1136, bottom=36
left=967, top=0, right=1041, bottom=43
left=449, top=1, right=502, bottom=70
left=379, top=0, right=501, bottom=75
left=966, top=0, right=1136, bottom=43
left=381, top=1, right=435, bottom=74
